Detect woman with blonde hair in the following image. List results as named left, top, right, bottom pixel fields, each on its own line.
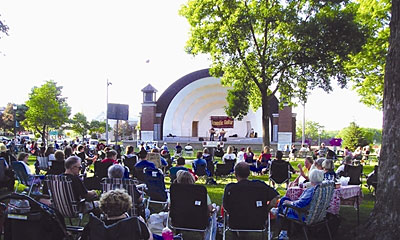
left=222, top=145, right=236, bottom=165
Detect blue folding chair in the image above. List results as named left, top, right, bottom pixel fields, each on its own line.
left=143, top=167, right=168, bottom=213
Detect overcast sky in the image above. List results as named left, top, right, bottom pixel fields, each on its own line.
left=0, top=0, right=383, bottom=131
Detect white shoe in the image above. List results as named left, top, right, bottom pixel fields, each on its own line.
left=270, top=207, right=279, bottom=216
left=278, top=230, right=289, bottom=240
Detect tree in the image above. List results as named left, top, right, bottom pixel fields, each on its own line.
left=180, top=0, right=368, bottom=146
left=295, top=120, right=324, bottom=143
left=23, top=81, right=71, bottom=144
left=113, top=121, right=136, bottom=140
left=71, top=113, right=89, bottom=141
left=1, top=103, right=15, bottom=133
left=89, top=120, right=108, bottom=139
left=346, top=0, right=391, bottom=110
left=358, top=1, right=400, bottom=238
left=337, top=122, right=370, bottom=151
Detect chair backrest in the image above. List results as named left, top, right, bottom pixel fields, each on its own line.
left=123, top=156, right=137, bottom=173
left=193, top=163, right=207, bottom=177
left=269, top=160, right=290, bottom=184
left=215, top=164, right=232, bottom=176
left=37, top=156, right=49, bottom=170
left=305, top=182, right=335, bottom=225
left=85, top=213, right=146, bottom=240
left=101, top=178, right=140, bottom=205
left=147, top=153, right=162, bottom=168
left=224, top=159, right=235, bottom=171
left=170, top=183, right=208, bottom=230
left=344, top=164, right=363, bottom=185
left=143, top=168, right=167, bottom=202
left=45, top=175, right=80, bottom=218
left=133, top=167, right=146, bottom=182
left=11, top=161, right=29, bottom=185
left=94, top=161, right=113, bottom=179
left=223, top=183, right=271, bottom=230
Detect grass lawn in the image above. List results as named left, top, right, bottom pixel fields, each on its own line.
left=21, top=155, right=375, bottom=240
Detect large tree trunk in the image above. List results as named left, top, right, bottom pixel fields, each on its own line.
left=261, top=94, right=270, bottom=147
left=358, top=1, right=400, bottom=239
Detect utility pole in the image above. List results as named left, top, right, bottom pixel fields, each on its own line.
left=106, top=79, right=112, bottom=145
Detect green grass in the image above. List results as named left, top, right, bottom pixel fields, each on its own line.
left=23, top=155, right=375, bottom=239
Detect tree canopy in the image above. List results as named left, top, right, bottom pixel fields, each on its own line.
left=345, top=0, right=391, bottom=110
left=180, top=0, right=368, bottom=146
left=23, top=81, right=71, bottom=143
left=336, top=121, right=372, bottom=151
left=71, top=113, right=89, bottom=141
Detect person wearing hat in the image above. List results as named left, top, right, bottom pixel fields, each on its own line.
left=0, top=143, right=13, bottom=165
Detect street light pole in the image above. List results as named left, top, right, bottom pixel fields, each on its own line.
left=106, top=79, right=112, bottom=145
left=302, top=102, right=305, bottom=146
left=13, top=105, right=17, bottom=138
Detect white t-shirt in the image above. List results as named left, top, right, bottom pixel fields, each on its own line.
left=223, top=153, right=236, bottom=162
left=236, top=151, right=245, bottom=163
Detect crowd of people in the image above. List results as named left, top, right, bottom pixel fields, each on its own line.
left=0, top=137, right=376, bottom=240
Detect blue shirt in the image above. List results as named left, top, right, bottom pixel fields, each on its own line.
left=193, top=158, right=210, bottom=176
left=135, top=160, right=156, bottom=169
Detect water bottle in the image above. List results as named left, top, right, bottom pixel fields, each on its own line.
left=162, top=227, right=173, bottom=240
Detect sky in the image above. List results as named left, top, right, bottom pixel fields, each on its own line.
left=0, top=0, right=383, bottom=131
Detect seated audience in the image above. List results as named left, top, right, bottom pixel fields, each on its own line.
left=312, top=158, right=324, bottom=171
left=291, top=156, right=314, bottom=186
left=135, top=150, right=156, bottom=169
left=253, top=146, right=272, bottom=173
left=101, top=150, right=119, bottom=164
left=108, top=164, right=143, bottom=203
left=273, top=169, right=325, bottom=239
left=63, top=156, right=97, bottom=203
left=222, top=146, right=236, bottom=163
left=336, top=155, right=352, bottom=176
left=193, top=151, right=210, bottom=176
left=47, top=150, right=66, bottom=175
left=202, top=148, right=215, bottom=176
left=322, top=159, right=336, bottom=181
left=244, top=147, right=255, bottom=163
left=81, top=189, right=153, bottom=240
left=224, top=162, right=279, bottom=218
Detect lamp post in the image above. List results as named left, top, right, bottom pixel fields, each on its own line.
left=13, top=105, right=17, bottom=138
left=318, top=128, right=322, bottom=147
left=301, top=102, right=306, bottom=146
left=106, top=79, right=112, bottom=145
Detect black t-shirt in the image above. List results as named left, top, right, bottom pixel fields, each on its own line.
left=223, top=179, right=279, bottom=212
left=62, top=174, right=88, bottom=200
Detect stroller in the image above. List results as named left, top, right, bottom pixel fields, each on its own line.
left=0, top=192, right=68, bottom=240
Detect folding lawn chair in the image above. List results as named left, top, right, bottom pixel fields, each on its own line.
left=11, top=161, right=43, bottom=196
left=279, top=182, right=335, bottom=240
left=35, top=155, right=50, bottom=174
left=45, top=175, right=94, bottom=228
left=101, top=178, right=146, bottom=217
left=269, top=160, right=292, bottom=189
left=122, top=155, right=138, bottom=175
left=0, top=192, right=68, bottom=240
left=143, top=167, right=168, bottom=213
left=94, top=161, right=113, bottom=179
left=215, top=164, right=233, bottom=182
left=223, top=183, right=273, bottom=240
left=169, top=183, right=211, bottom=240
left=343, top=164, right=363, bottom=186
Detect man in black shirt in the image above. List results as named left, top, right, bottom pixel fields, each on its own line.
left=223, top=162, right=279, bottom=216
left=63, top=156, right=97, bottom=202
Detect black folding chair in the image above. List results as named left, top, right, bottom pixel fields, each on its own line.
left=169, top=183, right=211, bottom=239
left=94, top=161, right=113, bottom=179
left=143, top=167, right=168, bottom=213
left=223, top=184, right=272, bottom=240
left=193, top=163, right=208, bottom=178
left=11, top=161, right=43, bottom=196
left=269, top=160, right=291, bottom=189
left=215, top=164, right=233, bottom=182
left=122, top=155, right=137, bottom=175
left=343, top=164, right=363, bottom=185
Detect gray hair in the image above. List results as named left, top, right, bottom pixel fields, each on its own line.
left=314, top=158, right=326, bottom=168
left=322, top=159, right=334, bottom=171
left=309, top=169, right=324, bottom=184
left=108, top=164, right=125, bottom=179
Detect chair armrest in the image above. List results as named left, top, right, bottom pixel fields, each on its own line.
left=282, top=203, right=308, bottom=223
